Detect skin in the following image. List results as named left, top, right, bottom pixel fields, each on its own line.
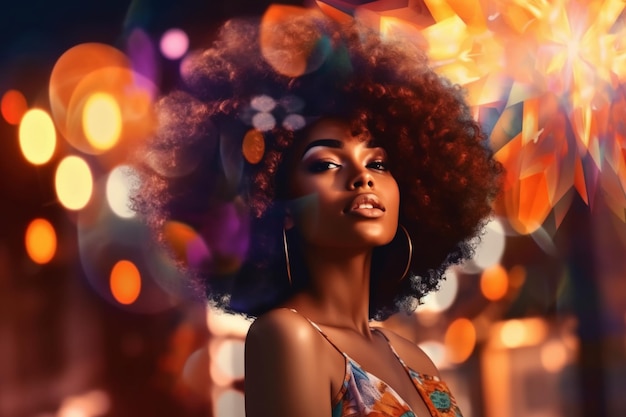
left=245, top=119, right=440, bottom=417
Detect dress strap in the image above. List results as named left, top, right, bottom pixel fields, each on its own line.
left=286, top=308, right=347, bottom=357
left=371, top=327, right=407, bottom=366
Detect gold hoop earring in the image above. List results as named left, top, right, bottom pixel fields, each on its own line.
left=282, top=228, right=293, bottom=286
left=399, top=224, right=413, bottom=281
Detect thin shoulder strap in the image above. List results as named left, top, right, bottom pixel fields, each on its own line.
left=287, top=308, right=347, bottom=357
left=371, top=327, right=406, bottom=364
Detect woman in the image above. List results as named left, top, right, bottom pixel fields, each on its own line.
left=133, top=6, right=501, bottom=417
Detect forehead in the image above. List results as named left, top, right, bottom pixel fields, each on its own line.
left=299, top=118, right=372, bottom=149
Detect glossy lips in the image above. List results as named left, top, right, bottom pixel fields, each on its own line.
left=345, top=193, right=386, bottom=218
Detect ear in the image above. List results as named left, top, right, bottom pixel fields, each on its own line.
left=284, top=209, right=295, bottom=230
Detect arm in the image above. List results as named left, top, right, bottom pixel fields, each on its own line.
left=244, top=309, right=333, bottom=417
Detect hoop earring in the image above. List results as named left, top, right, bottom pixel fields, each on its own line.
left=282, top=228, right=293, bottom=286
left=398, top=224, right=413, bottom=281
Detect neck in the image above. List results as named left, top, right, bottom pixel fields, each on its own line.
left=295, top=244, right=373, bottom=335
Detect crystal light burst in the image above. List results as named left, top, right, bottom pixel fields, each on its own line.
left=320, top=0, right=626, bottom=232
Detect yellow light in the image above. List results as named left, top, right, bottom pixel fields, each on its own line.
left=500, top=319, right=526, bottom=348
left=1, top=89, right=28, bottom=125
left=480, top=264, right=508, bottom=301
left=82, top=92, right=122, bottom=150
left=110, top=260, right=141, bottom=305
left=55, top=156, right=93, bottom=210
left=499, top=318, right=548, bottom=348
left=18, top=109, right=56, bottom=165
left=444, top=317, right=476, bottom=363
left=24, top=218, right=56, bottom=264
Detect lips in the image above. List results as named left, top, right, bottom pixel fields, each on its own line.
left=345, top=193, right=386, bottom=218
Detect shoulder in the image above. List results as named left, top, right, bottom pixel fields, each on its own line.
left=373, top=326, right=440, bottom=378
left=246, top=308, right=323, bottom=351
left=245, top=308, right=333, bottom=416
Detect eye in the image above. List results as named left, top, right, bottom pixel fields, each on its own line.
left=367, top=160, right=389, bottom=171
left=306, top=160, right=341, bottom=173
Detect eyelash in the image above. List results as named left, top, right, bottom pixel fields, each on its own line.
left=306, top=160, right=389, bottom=173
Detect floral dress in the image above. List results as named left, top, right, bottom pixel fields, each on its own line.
left=290, top=310, right=464, bottom=417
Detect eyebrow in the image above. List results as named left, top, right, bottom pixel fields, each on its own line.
left=300, top=138, right=380, bottom=159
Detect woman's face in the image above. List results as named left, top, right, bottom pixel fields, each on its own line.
left=287, top=118, right=400, bottom=250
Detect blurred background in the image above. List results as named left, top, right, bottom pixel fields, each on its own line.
left=2, top=1, right=626, bottom=416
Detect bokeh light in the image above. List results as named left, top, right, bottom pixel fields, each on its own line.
left=24, top=218, right=57, bottom=264
left=242, top=129, right=265, bottom=164
left=110, top=260, right=141, bottom=305
left=57, top=389, right=111, bottom=417
left=213, top=339, right=245, bottom=380
left=480, top=264, right=508, bottom=301
left=18, top=109, right=56, bottom=165
left=82, top=92, right=122, bottom=151
left=1, top=89, right=28, bottom=125
left=106, top=165, right=137, bottom=218
left=499, top=318, right=548, bottom=348
left=55, top=156, right=93, bottom=210
left=418, top=340, right=447, bottom=369
left=260, top=5, right=332, bottom=77
left=215, top=389, right=245, bottom=417
left=418, top=268, right=458, bottom=313
left=49, top=42, right=129, bottom=140
left=163, top=221, right=211, bottom=269
left=472, top=219, right=506, bottom=269
left=444, top=318, right=476, bottom=364
left=49, top=43, right=154, bottom=156
left=160, top=28, right=189, bottom=60
left=540, top=339, right=568, bottom=373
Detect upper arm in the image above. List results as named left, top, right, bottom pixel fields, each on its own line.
left=244, top=309, right=332, bottom=417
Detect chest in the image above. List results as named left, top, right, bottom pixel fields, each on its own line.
left=325, top=332, right=434, bottom=416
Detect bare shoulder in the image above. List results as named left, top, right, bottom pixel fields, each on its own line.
left=374, top=326, right=440, bottom=378
left=246, top=308, right=322, bottom=351
left=245, top=308, right=332, bottom=417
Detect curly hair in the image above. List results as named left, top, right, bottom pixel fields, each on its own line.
left=131, top=8, right=503, bottom=320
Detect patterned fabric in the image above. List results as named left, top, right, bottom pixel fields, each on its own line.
left=289, top=310, right=463, bottom=417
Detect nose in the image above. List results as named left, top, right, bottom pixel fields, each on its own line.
left=349, top=169, right=374, bottom=190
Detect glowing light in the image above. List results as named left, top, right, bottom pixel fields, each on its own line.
left=242, top=129, right=265, bottom=164
left=508, top=265, right=527, bottom=288
left=1, top=89, right=28, bottom=125
left=163, top=221, right=211, bottom=268
left=58, top=390, right=111, bottom=417
left=499, top=318, right=548, bottom=349
left=18, top=109, right=56, bottom=165
left=49, top=43, right=129, bottom=139
left=160, top=28, right=189, bottom=60
left=418, top=341, right=447, bottom=369
left=417, top=269, right=458, bottom=313
left=55, top=156, right=93, bottom=210
left=260, top=5, right=331, bottom=77
left=49, top=43, right=154, bottom=156
left=206, top=307, right=252, bottom=338
left=500, top=319, right=526, bottom=348
left=25, top=218, right=56, bottom=264
left=213, top=339, right=245, bottom=380
left=215, top=389, right=245, bottom=417
left=318, top=0, right=626, bottom=230
left=444, top=318, right=476, bottom=363
left=480, top=264, right=508, bottom=301
left=106, top=165, right=137, bottom=218
left=110, top=260, right=141, bottom=305
left=82, top=92, right=122, bottom=150
left=540, top=339, right=568, bottom=373
left=472, top=218, right=506, bottom=269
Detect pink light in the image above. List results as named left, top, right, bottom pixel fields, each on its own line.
left=160, top=28, right=189, bottom=60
